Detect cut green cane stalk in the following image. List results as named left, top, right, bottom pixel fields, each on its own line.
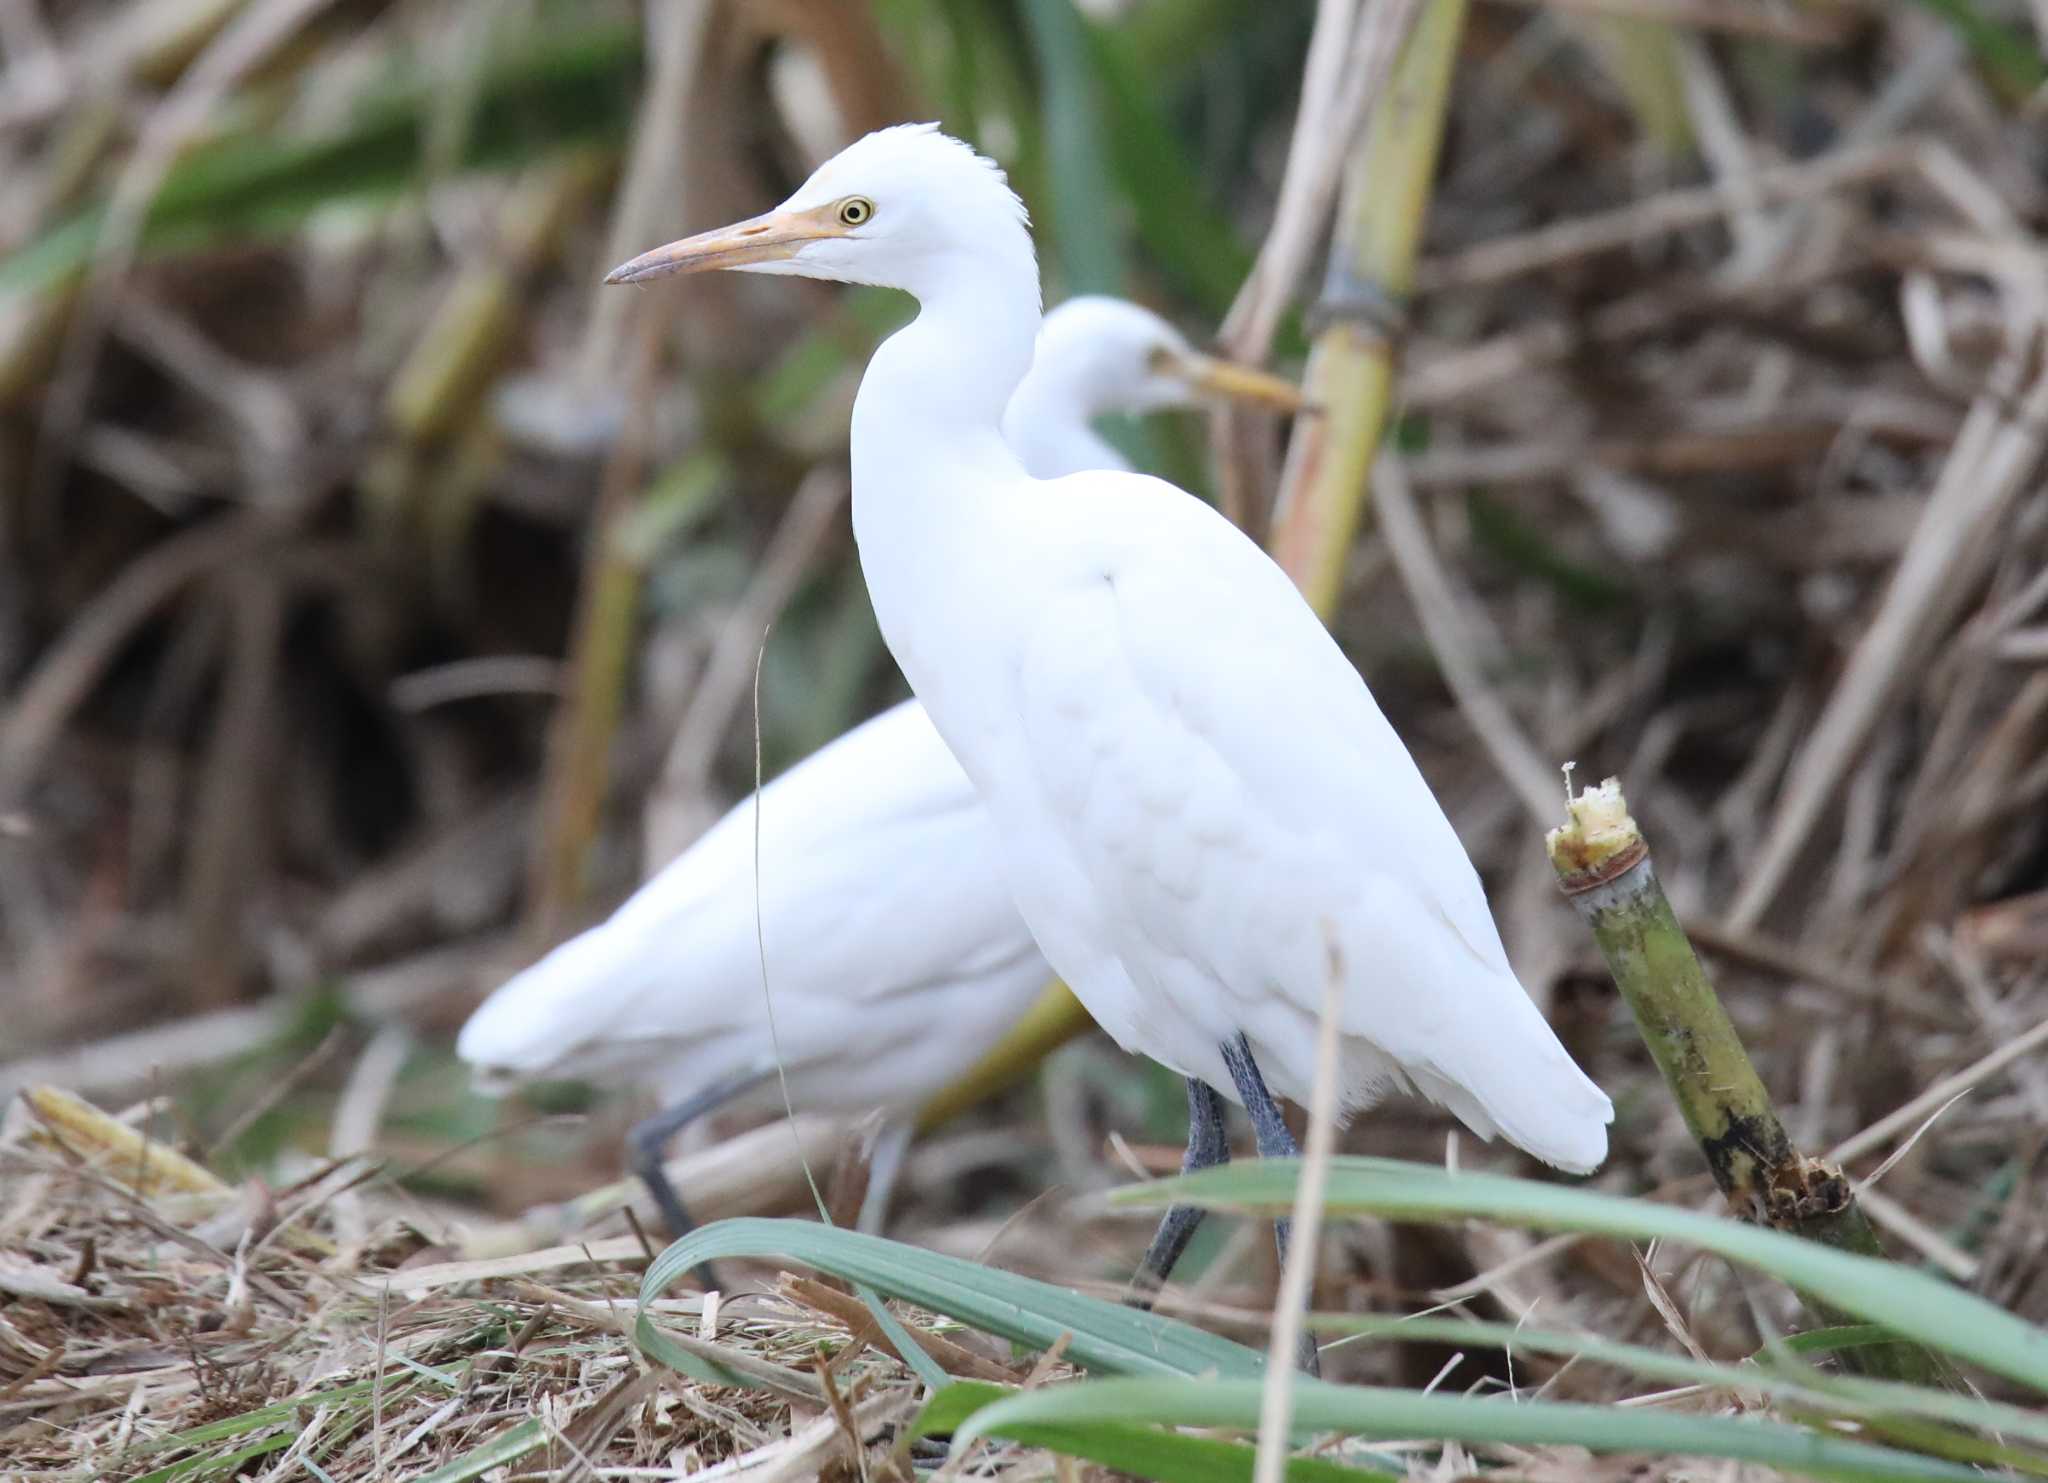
left=1549, top=775, right=1961, bottom=1389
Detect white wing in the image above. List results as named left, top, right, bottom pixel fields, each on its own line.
left=992, top=474, right=1610, bottom=1170
left=457, top=700, right=1050, bottom=1114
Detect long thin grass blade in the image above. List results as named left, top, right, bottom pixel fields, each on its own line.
left=1084, top=22, right=1251, bottom=317
left=407, top=1419, right=546, bottom=1483
left=1318, top=1315, right=2048, bottom=1455
left=635, top=1217, right=1267, bottom=1382
left=1112, top=1158, right=2048, bottom=1393
left=856, top=1280, right=951, bottom=1391
left=1, top=26, right=640, bottom=294
left=918, top=1381, right=1394, bottom=1482
left=949, top=1377, right=1992, bottom=1483
left=1022, top=0, right=1125, bottom=297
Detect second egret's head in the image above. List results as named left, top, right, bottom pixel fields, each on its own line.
left=1036, top=296, right=1303, bottom=415
left=607, top=123, right=1036, bottom=304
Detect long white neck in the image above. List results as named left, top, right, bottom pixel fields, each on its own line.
left=851, top=257, right=1039, bottom=488
left=847, top=245, right=1042, bottom=760
left=1002, top=365, right=1133, bottom=480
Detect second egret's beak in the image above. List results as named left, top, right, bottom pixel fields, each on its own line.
left=1155, top=348, right=1306, bottom=413
left=605, top=204, right=848, bottom=284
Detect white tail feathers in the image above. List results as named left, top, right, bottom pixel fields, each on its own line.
left=456, top=922, right=649, bottom=1087
left=1406, top=1005, right=1614, bottom=1174
left=1408, top=1060, right=1611, bottom=1174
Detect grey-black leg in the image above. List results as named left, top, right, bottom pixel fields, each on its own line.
left=1220, top=1033, right=1321, bottom=1377
left=627, top=1070, right=772, bottom=1289
left=1220, top=1033, right=1298, bottom=1161
left=1127, top=1076, right=1230, bottom=1309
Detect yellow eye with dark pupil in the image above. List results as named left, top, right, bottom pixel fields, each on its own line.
left=839, top=198, right=873, bottom=226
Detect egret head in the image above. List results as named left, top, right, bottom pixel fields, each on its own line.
left=1037, top=296, right=1303, bottom=415
left=607, top=123, right=1037, bottom=305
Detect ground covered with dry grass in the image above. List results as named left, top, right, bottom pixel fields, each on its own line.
left=15, top=1073, right=2037, bottom=1483
left=1, top=1090, right=905, bottom=1479
left=3, top=0, right=2047, bottom=1478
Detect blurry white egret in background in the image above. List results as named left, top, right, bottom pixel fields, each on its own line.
left=1004, top=294, right=1300, bottom=476
left=608, top=123, right=1613, bottom=1368
left=461, top=699, right=1041, bottom=1266
left=458, top=293, right=1301, bottom=1259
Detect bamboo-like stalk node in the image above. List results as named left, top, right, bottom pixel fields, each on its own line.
left=1548, top=776, right=1958, bottom=1388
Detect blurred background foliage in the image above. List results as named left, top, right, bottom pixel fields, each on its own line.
left=1, top=0, right=2046, bottom=1357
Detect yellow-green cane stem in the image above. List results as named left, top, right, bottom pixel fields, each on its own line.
left=1551, top=778, right=1960, bottom=1388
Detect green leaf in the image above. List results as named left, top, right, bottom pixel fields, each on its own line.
left=1086, top=20, right=1253, bottom=318
left=632, top=1314, right=826, bottom=1401
left=129, top=1378, right=388, bottom=1450
left=127, top=1433, right=296, bottom=1483
left=951, top=1377, right=1991, bottom=1483
left=636, top=1217, right=1266, bottom=1383
left=856, top=1279, right=952, bottom=1391
left=1112, top=1158, right=2048, bottom=1395
left=0, top=25, right=641, bottom=294
left=408, top=1418, right=545, bottom=1483
left=1022, top=0, right=1126, bottom=298
left=1319, top=1314, right=2048, bottom=1455
left=1906, top=0, right=2046, bottom=98
left=1786, top=1326, right=1898, bottom=1356
left=917, top=1381, right=1395, bottom=1482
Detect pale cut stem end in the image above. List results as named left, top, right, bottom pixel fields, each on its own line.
left=1546, top=774, right=1645, bottom=885
left=1548, top=778, right=1961, bottom=1390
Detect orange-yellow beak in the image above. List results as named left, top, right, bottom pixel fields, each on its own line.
left=605, top=203, right=852, bottom=284
left=1151, top=346, right=1306, bottom=413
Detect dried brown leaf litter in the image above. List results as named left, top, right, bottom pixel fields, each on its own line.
left=0, top=1088, right=1003, bottom=1481
left=3, top=0, right=2047, bottom=1477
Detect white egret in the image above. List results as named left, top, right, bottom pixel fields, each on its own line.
left=459, top=698, right=1042, bottom=1262
left=458, top=294, right=1300, bottom=1258
left=1004, top=294, right=1301, bottom=477
left=608, top=124, right=1613, bottom=1365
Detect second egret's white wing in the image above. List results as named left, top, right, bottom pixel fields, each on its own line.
left=459, top=700, right=1049, bottom=1111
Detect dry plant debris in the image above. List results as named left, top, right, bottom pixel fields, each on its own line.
left=0, top=1089, right=1016, bottom=1481
left=1, top=0, right=2046, bottom=1477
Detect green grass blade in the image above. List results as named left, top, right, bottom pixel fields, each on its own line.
left=0, top=25, right=641, bottom=294
left=636, top=1217, right=1266, bottom=1381
left=408, top=1418, right=545, bottom=1483
left=1320, top=1315, right=2048, bottom=1454
left=1788, top=1326, right=1899, bottom=1356
left=1087, top=20, right=1253, bottom=317
left=1112, top=1158, right=2048, bottom=1394
left=950, top=1377, right=1991, bottom=1483
left=632, top=1313, right=826, bottom=1399
left=128, top=1377, right=390, bottom=1449
left=128, top=1433, right=297, bottom=1483
left=1327, top=1314, right=1818, bottom=1398
left=917, top=1380, right=1396, bottom=1481
left=856, top=1279, right=952, bottom=1391
left=1022, top=0, right=1125, bottom=297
